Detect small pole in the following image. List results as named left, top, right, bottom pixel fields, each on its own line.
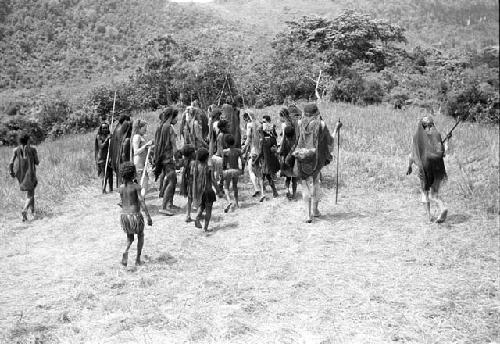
left=102, top=91, right=117, bottom=193
left=335, top=118, right=341, bottom=205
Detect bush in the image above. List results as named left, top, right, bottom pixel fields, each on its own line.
left=0, top=115, right=45, bottom=145
left=360, top=79, right=384, bottom=105
left=444, top=83, right=499, bottom=123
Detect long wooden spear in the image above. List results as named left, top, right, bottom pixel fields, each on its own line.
left=335, top=118, right=341, bottom=205
left=102, top=91, right=117, bottom=193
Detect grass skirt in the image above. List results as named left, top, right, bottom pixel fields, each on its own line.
left=120, top=213, right=144, bottom=234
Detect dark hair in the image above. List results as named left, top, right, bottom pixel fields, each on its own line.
left=284, top=125, right=295, bottom=138
left=263, top=115, right=271, bottom=122
left=120, top=162, right=136, bottom=182
left=19, top=132, right=30, bottom=145
left=225, top=134, right=235, bottom=147
left=279, top=108, right=289, bottom=117
left=196, top=148, right=209, bottom=163
left=181, top=144, right=196, bottom=158
left=118, top=114, right=130, bottom=124
left=217, top=119, right=228, bottom=132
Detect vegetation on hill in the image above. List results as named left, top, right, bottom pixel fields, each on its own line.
left=0, top=0, right=498, bottom=145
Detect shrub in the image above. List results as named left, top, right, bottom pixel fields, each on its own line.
left=0, top=116, right=45, bottom=145
left=444, top=82, right=499, bottom=123
left=360, top=79, right=384, bottom=105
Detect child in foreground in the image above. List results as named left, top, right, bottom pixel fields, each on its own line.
left=119, top=162, right=152, bottom=266
left=191, top=148, right=220, bottom=232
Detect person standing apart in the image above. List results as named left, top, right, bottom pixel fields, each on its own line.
left=9, top=133, right=39, bottom=222
left=95, top=122, right=113, bottom=193
left=406, top=116, right=449, bottom=223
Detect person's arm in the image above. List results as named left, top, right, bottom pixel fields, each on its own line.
left=33, top=148, right=39, bottom=166
left=132, top=135, right=148, bottom=157
left=170, top=127, right=178, bottom=157
left=8, top=148, right=17, bottom=177
left=194, top=121, right=208, bottom=148
left=210, top=167, right=220, bottom=195
left=137, top=185, right=152, bottom=226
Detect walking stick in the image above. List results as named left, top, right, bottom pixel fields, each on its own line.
left=102, top=91, right=117, bottom=193
left=140, top=145, right=153, bottom=197
left=335, top=119, right=341, bottom=205
left=442, top=116, right=461, bottom=144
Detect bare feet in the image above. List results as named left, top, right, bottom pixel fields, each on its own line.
left=121, top=252, right=128, bottom=267
left=195, top=219, right=202, bottom=229
left=252, top=191, right=261, bottom=198
left=436, top=209, right=448, bottom=224
left=159, top=209, right=174, bottom=216
left=305, top=218, right=313, bottom=223
left=21, top=211, right=28, bottom=222
left=313, top=211, right=321, bottom=218
left=135, top=259, right=144, bottom=266
left=224, top=203, right=232, bottom=213
left=185, top=216, right=193, bottom=223
left=259, top=196, right=265, bottom=203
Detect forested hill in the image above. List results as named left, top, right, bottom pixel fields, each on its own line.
left=0, top=0, right=498, bottom=92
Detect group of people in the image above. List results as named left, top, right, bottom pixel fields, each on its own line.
left=6, top=99, right=451, bottom=268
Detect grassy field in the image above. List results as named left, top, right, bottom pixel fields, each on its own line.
left=0, top=103, right=498, bottom=343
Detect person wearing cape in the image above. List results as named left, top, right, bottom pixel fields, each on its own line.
left=153, top=107, right=179, bottom=215
left=406, top=116, right=449, bottom=223
left=293, top=103, right=341, bottom=223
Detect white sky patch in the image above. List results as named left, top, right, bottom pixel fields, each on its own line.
left=170, top=0, right=213, bottom=2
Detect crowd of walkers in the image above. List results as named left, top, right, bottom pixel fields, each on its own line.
left=6, top=98, right=451, bottom=267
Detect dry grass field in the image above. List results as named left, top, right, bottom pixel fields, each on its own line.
left=0, top=103, right=498, bottom=343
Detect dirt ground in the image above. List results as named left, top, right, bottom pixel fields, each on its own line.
left=0, top=175, right=498, bottom=343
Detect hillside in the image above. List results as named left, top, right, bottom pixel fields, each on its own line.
left=0, top=0, right=498, bottom=93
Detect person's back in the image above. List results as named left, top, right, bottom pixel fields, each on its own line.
left=120, top=182, right=141, bottom=214
left=226, top=147, right=241, bottom=170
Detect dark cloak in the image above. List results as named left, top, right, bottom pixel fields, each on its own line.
left=411, top=120, right=447, bottom=190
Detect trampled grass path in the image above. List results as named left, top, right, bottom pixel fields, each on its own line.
left=0, top=179, right=498, bottom=343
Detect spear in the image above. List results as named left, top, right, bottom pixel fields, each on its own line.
left=335, top=118, right=342, bottom=205
left=442, top=116, right=462, bottom=144
left=102, top=91, right=117, bottom=193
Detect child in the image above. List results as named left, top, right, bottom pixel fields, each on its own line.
left=119, top=162, right=153, bottom=267
left=222, top=135, right=243, bottom=212
left=179, top=144, right=196, bottom=223
left=279, top=125, right=299, bottom=200
left=191, top=148, right=220, bottom=232
left=258, top=125, right=280, bottom=201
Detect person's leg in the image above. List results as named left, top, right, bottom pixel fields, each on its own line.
left=204, top=203, right=213, bottom=232
left=186, top=197, right=193, bottom=222
left=430, top=185, right=447, bottom=223
left=285, top=177, right=291, bottom=198
left=266, top=174, right=278, bottom=198
left=223, top=176, right=232, bottom=212
left=162, top=167, right=178, bottom=211
left=233, top=177, right=239, bottom=208
left=291, top=177, right=298, bottom=199
left=259, top=173, right=265, bottom=202
left=302, top=177, right=313, bottom=223
left=248, top=158, right=260, bottom=196
left=107, top=167, right=114, bottom=192
left=312, top=173, right=322, bottom=217
left=122, top=233, right=134, bottom=266
left=421, top=190, right=432, bottom=222
left=195, top=203, right=205, bottom=229
left=158, top=169, right=165, bottom=198
left=135, top=232, right=144, bottom=265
